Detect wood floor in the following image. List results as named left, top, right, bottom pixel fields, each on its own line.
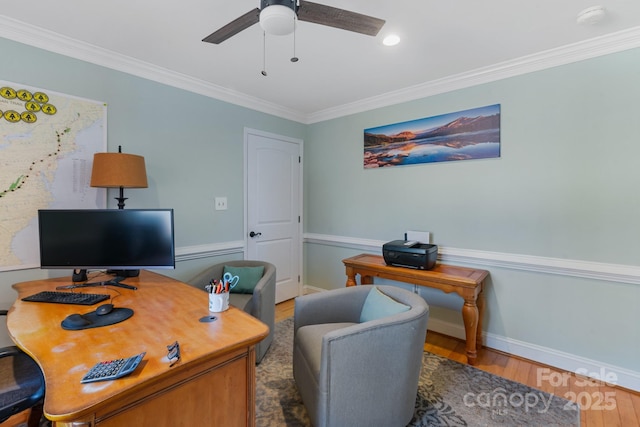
left=276, top=298, right=640, bottom=427
left=3, top=300, right=637, bottom=427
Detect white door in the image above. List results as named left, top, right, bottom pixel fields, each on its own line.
left=245, top=128, right=302, bottom=303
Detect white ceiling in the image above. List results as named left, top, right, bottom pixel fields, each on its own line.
left=1, top=1, right=640, bottom=123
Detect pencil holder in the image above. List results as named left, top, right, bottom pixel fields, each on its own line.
left=209, top=291, right=229, bottom=313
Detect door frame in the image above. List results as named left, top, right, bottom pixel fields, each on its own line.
left=243, top=127, right=304, bottom=297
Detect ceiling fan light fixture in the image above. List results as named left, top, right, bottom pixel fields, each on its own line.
left=260, top=5, right=296, bottom=35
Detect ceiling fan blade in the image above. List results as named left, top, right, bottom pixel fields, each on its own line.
left=297, top=1, right=385, bottom=36
left=202, top=8, right=261, bottom=44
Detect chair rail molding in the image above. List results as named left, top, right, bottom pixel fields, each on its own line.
left=304, top=232, right=640, bottom=392
left=303, top=233, right=640, bottom=286
left=175, top=241, right=245, bottom=262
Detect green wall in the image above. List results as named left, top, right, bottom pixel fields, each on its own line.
left=1, top=35, right=639, bottom=389
left=0, top=37, right=305, bottom=338
left=303, top=48, right=640, bottom=383
left=306, top=50, right=640, bottom=263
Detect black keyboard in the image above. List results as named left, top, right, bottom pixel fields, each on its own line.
left=81, top=352, right=146, bottom=383
left=22, top=291, right=110, bottom=306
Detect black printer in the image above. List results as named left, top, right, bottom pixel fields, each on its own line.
left=382, top=240, right=438, bottom=270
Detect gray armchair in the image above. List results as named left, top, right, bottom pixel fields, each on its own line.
left=187, top=260, right=276, bottom=363
left=293, top=285, right=429, bottom=427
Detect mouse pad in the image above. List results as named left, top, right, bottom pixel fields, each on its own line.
left=61, top=308, right=134, bottom=330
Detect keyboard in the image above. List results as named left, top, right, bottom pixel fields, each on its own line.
left=81, top=352, right=146, bottom=383
left=22, top=291, right=110, bottom=306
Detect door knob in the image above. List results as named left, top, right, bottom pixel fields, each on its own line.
left=249, top=231, right=262, bottom=238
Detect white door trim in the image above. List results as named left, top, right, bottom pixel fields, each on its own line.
left=243, top=127, right=304, bottom=295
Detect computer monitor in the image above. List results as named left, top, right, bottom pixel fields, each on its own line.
left=38, top=209, right=175, bottom=279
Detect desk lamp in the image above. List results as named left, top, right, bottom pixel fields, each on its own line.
left=90, top=146, right=148, bottom=209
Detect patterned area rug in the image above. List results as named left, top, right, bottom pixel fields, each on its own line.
left=256, top=318, right=580, bottom=427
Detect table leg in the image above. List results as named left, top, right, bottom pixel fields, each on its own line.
left=476, top=288, right=485, bottom=350
left=461, top=296, right=479, bottom=365
left=345, top=266, right=357, bottom=287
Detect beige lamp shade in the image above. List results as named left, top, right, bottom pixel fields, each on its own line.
left=90, top=152, right=148, bottom=188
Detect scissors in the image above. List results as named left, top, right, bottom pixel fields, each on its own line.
left=223, top=272, right=240, bottom=290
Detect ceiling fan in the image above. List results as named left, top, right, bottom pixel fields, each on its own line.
left=202, top=0, right=386, bottom=44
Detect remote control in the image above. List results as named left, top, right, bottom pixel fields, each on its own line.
left=81, top=352, right=146, bottom=383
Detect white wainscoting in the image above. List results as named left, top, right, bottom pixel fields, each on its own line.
left=303, top=233, right=640, bottom=285
left=302, top=233, right=640, bottom=392
left=175, top=241, right=245, bottom=262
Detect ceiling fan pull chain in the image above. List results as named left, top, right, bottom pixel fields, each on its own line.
left=261, top=31, right=268, bottom=76
left=291, top=13, right=299, bottom=62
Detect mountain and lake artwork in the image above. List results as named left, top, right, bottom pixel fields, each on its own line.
left=364, top=104, right=500, bottom=168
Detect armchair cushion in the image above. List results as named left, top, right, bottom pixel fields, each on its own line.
left=295, top=322, right=356, bottom=379
left=223, top=265, right=264, bottom=294
left=360, top=286, right=410, bottom=323
left=229, top=293, right=252, bottom=311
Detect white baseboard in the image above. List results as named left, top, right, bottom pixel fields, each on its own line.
left=303, top=282, right=640, bottom=392
left=176, top=237, right=640, bottom=392
left=302, top=285, right=325, bottom=294
left=427, top=317, right=640, bottom=392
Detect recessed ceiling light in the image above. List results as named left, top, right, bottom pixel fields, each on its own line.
left=577, top=6, right=606, bottom=25
left=383, top=34, right=401, bottom=46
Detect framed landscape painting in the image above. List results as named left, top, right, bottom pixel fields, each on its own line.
left=364, top=104, right=500, bottom=168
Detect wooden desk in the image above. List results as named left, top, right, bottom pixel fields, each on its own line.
left=7, top=270, right=269, bottom=427
left=343, top=254, right=488, bottom=365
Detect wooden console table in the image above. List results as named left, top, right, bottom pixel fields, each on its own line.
left=343, top=254, right=488, bottom=365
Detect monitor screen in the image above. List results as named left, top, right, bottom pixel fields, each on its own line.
left=38, top=209, right=176, bottom=270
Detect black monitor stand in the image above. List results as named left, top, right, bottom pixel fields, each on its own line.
left=107, top=269, right=140, bottom=278
left=60, top=275, right=137, bottom=291
left=72, top=269, right=88, bottom=282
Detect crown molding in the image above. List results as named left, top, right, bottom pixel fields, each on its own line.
left=0, top=15, right=307, bottom=123
left=306, top=25, right=640, bottom=123
left=2, top=15, right=639, bottom=125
